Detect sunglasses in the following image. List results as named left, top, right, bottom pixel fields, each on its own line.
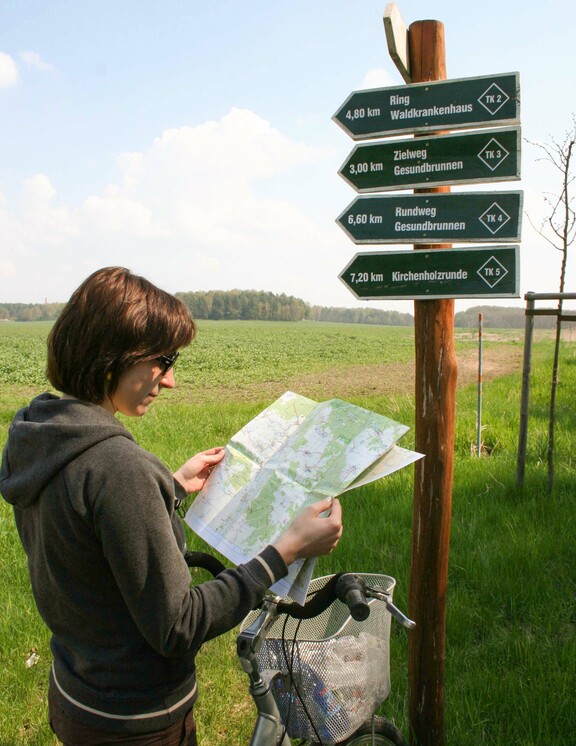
left=155, top=351, right=180, bottom=375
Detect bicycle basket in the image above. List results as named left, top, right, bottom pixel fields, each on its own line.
left=241, top=573, right=395, bottom=744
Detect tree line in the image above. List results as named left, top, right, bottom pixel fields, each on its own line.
left=1, top=293, right=573, bottom=328
left=175, top=290, right=308, bottom=321
left=1, top=290, right=411, bottom=326
left=306, top=304, right=413, bottom=326
left=453, top=305, right=573, bottom=329
left=0, top=302, right=65, bottom=322
left=175, top=290, right=414, bottom=326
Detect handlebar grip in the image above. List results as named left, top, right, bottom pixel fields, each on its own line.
left=335, top=574, right=370, bottom=621
left=184, top=550, right=226, bottom=577
left=275, top=573, right=371, bottom=621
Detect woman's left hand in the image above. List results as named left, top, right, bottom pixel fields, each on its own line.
left=173, top=447, right=226, bottom=494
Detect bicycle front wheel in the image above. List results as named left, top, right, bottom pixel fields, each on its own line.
left=335, top=715, right=408, bottom=745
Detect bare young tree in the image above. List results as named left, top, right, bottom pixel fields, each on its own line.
left=527, top=117, right=576, bottom=492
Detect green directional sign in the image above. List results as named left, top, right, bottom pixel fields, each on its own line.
left=340, top=245, right=520, bottom=300
left=333, top=72, right=520, bottom=140
left=339, top=127, right=521, bottom=193
left=337, top=191, right=523, bottom=244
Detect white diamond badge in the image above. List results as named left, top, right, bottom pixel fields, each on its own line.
left=478, top=83, right=510, bottom=115
left=477, top=256, right=509, bottom=288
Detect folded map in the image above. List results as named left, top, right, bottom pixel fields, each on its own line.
left=185, top=391, right=422, bottom=602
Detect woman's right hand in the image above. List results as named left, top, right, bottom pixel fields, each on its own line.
left=173, top=447, right=226, bottom=494
left=273, top=497, right=343, bottom=566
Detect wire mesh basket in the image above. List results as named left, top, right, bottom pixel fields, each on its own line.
left=241, top=573, right=395, bottom=744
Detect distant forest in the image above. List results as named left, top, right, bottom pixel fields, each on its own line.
left=1, top=291, right=572, bottom=329
left=175, top=290, right=414, bottom=326
left=453, top=305, right=573, bottom=329
left=0, top=302, right=64, bottom=323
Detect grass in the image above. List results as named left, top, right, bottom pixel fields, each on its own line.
left=0, top=321, right=574, bottom=744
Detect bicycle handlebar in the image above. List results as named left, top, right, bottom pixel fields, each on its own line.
left=185, top=551, right=414, bottom=628
left=335, top=574, right=370, bottom=621
left=276, top=573, right=370, bottom=622
left=184, top=550, right=227, bottom=576
left=184, top=553, right=369, bottom=621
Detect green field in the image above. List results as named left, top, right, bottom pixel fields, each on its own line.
left=0, top=320, right=574, bottom=745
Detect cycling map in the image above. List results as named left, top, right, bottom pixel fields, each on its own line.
left=185, top=392, right=422, bottom=601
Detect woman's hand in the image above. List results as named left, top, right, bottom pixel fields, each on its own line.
left=273, top=497, right=343, bottom=566
left=173, top=447, right=226, bottom=495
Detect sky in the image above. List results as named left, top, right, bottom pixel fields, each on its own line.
left=1, top=0, right=575, bottom=312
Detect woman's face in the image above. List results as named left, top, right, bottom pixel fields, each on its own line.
left=102, top=360, right=176, bottom=417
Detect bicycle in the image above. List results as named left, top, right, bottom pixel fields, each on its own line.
left=186, top=552, right=415, bottom=745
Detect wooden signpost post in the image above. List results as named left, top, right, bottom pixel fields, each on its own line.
left=403, top=19, right=455, bottom=746
left=334, top=4, right=522, bottom=744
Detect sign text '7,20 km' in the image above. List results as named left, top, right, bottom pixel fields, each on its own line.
left=339, top=246, right=520, bottom=300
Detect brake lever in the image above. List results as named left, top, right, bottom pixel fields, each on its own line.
left=366, top=586, right=416, bottom=629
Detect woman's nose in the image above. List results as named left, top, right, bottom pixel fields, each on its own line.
left=159, top=368, right=176, bottom=389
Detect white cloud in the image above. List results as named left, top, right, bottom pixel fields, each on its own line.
left=136, top=108, right=321, bottom=190
left=0, top=52, right=19, bottom=88
left=6, top=109, right=326, bottom=273
left=0, top=188, right=27, bottom=262
left=192, top=251, right=221, bottom=272
left=81, top=185, right=166, bottom=237
left=19, top=50, right=56, bottom=73
left=80, top=107, right=330, bottom=249
left=359, top=67, right=400, bottom=89
left=2, top=106, right=365, bottom=307
left=0, top=260, right=16, bottom=278
left=22, top=173, right=57, bottom=203
left=19, top=174, right=77, bottom=243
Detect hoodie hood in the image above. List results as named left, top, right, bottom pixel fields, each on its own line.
left=0, top=393, right=134, bottom=509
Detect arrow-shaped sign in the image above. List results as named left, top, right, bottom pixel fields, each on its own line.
left=339, top=127, right=521, bottom=193
left=337, top=191, right=523, bottom=244
left=333, top=72, right=520, bottom=140
left=339, top=245, right=520, bottom=300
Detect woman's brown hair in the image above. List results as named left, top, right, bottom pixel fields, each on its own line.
left=47, top=267, right=195, bottom=403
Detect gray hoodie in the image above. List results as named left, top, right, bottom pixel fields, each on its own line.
left=0, top=393, right=287, bottom=734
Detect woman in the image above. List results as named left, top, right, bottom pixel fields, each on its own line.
left=0, top=267, right=343, bottom=746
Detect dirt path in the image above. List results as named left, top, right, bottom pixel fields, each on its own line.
left=285, top=343, right=523, bottom=400
left=197, top=341, right=524, bottom=404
